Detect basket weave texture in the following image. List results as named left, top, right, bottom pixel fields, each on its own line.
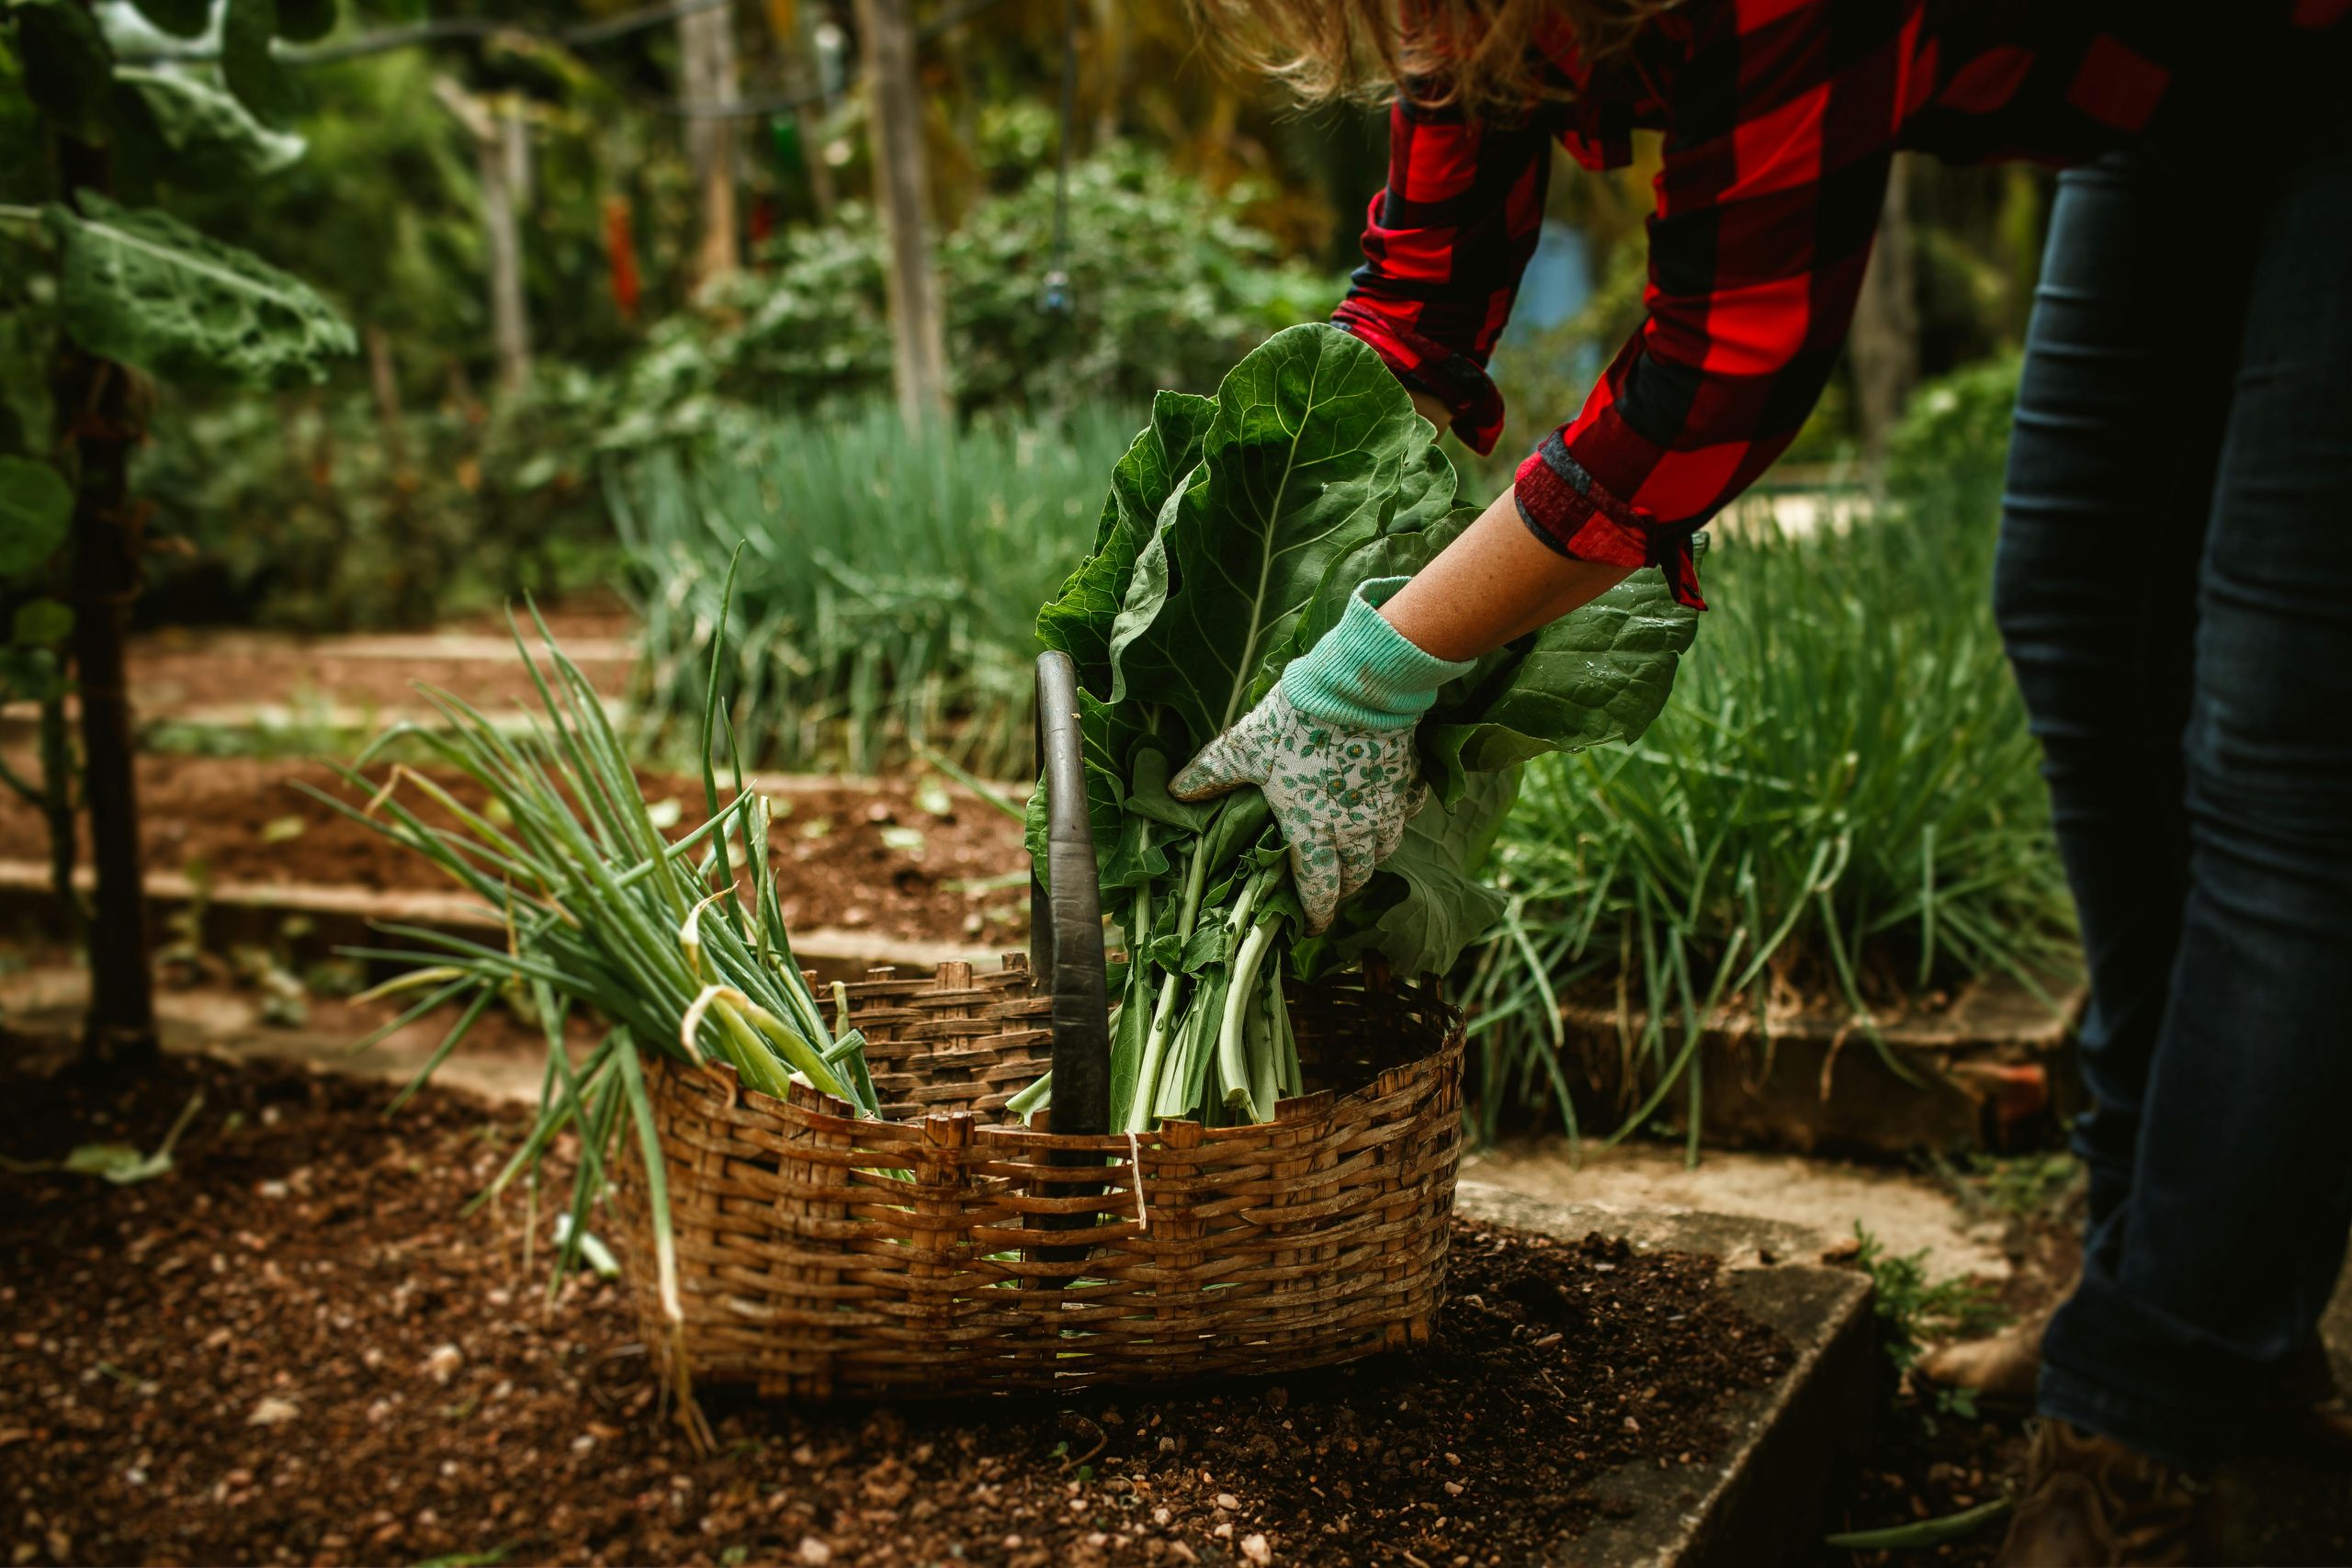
left=612, top=956, right=1464, bottom=1399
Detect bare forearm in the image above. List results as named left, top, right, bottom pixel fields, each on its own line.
left=1377, top=484, right=1632, bottom=662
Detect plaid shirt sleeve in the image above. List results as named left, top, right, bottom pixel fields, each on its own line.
left=1339, top=7, right=1903, bottom=609
left=1513, top=12, right=1898, bottom=608
left=1330, top=92, right=1555, bottom=457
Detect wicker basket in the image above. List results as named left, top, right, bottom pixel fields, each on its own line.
left=608, top=652, right=1466, bottom=1400
left=611, top=956, right=1463, bottom=1399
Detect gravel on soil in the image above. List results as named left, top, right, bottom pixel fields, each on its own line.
left=1, top=1049, right=1792, bottom=1568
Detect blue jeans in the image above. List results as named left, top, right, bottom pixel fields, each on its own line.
left=1995, top=129, right=2352, bottom=1468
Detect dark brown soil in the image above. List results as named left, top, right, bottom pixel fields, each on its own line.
left=122, top=605, right=636, bottom=719
left=0, top=753, right=1029, bottom=947
left=0, top=1049, right=1791, bottom=1568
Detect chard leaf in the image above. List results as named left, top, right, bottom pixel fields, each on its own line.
left=1038, top=389, right=1214, bottom=693
left=1104, top=323, right=1456, bottom=757
left=1122, top=746, right=1212, bottom=833
left=1420, top=546, right=1704, bottom=805
left=1104, top=981, right=1150, bottom=1142
left=1292, top=503, right=1480, bottom=657
left=1177, top=921, right=1229, bottom=974
left=1099, top=811, right=1169, bottom=892
left=1301, top=768, right=1520, bottom=980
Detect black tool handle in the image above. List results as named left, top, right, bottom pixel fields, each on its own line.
left=1030, top=652, right=1111, bottom=1269
left=1032, top=651, right=1113, bottom=1131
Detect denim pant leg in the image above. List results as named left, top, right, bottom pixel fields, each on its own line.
left=2037, top=134, right=2352, bottom=1468
left=1994, top=150, right=2249, bottom=1236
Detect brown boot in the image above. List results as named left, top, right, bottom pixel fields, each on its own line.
left=1992, top=1419, right=2211, bottom=1567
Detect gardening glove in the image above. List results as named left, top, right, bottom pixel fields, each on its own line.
left=1170, top=577, right=1473, bottom=934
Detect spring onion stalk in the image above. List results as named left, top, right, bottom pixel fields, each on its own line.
left=317, top=560, right=880, bottom=1304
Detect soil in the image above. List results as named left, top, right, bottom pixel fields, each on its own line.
left=0, top=1048, right=1791, bottom=1568
left=0, top=753, right=1030, bottom=949
left=119, top=605, right=636, bottom=721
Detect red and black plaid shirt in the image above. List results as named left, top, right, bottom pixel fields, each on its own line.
left=1334, top=0, right=2352, bottom=607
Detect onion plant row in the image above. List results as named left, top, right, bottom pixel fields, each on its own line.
left=612, top=403, right=1138, bottom=781
left=1462, top=412, right=2075, bottom=1153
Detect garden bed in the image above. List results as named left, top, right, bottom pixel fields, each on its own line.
left=0, top=1049, right=1792, bottom=1568
left=1546, top=974, right=2085, bottom=1159
left=0, top=752, right=1027, bottom=952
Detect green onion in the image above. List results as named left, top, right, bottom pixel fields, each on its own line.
left=322, top=557, right=878, bottom=1299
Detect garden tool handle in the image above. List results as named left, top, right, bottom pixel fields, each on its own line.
left=1032, top=651, right=1112, bottom=1135
left=1031, top=652, right=1110, bottom=1269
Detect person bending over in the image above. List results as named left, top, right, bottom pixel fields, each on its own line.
left=1169, top=3, right=2352, bottom=1562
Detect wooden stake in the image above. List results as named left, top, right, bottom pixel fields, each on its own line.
left=679, top=0, right=741, bottom=288
left=854, top=0, right=948, bottom=427
left=52, top=122, right=157, bottom=1072
left=435, top=81, right=533, bottom=394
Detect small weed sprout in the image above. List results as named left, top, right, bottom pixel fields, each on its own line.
left=1851, top=1223, right=2009, bottom=1429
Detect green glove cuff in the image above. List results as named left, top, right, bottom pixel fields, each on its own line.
left=1280, top=576, right=1475, bottom=732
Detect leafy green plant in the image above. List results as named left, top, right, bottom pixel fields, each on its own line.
left=1928, top=1148, right=2083, bottom=1224
left=136, top=377, right=621, bottom=632
left=600, top=142, right=1340, bottom=432
left=1, top=0, right=355, bottom=1048
left=1019, top=324, right=1698, bottom=1128
left=1460, top=357, right=2072, bottom=1149
left=1852, top=1224, right=2008, bottom=1428
left=614, top=400, right=1139, bottom=779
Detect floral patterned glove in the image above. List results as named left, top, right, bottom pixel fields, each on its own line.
left=1170, top=578, right=1473, bottom=933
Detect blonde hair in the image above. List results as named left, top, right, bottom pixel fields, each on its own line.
left=1187, top=0, right=1669, bottom=118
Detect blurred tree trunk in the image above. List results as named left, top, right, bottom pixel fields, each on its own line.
left=1851, top=154, right=1919, bottom=462
left=436, top=81, right=533, bottom=394
left=681, top=0, right=741, bottom=288
left=773, top=0, right=837, bottom=220
left=1091, top=0, right=1125, bottom=145
left=364, top=325, right=406, bottom=466
left=856, top=0, right=948, bottom=425
left=52, top=133, right=158, bottom=1073
left=490, top=102, right=534, bottom=390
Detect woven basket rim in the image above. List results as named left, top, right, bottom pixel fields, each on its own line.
left=660, top=982, right=1464, bottom=1147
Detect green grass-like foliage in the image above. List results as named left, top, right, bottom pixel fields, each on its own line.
left=1462, top=356, right=2075, bottom=1150
left=615, top=403, right=1139, bottom=779
left=311, top=581, right=878, bottom=1315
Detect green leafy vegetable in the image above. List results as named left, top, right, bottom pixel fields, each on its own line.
left=114, top=69, right=308, bottom=189
left=1026, top=323, right=1702, bottom=1130
left=0, top=457, right=73, bottom=574
left=45, top=193, right=356, bottom=387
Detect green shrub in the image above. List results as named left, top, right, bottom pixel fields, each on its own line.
left=1461, top=356, right=2071, bottom=1145
left=136, top=378, right=621, bottom=631
left=610, top=142, right=1340, bottom=427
